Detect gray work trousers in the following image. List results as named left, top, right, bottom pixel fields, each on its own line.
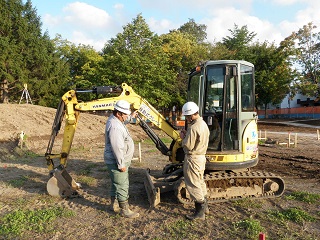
left=183, top=155, right=207, bottom=202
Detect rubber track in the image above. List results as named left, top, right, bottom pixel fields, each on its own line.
left=205, top=171, right=285, bottom=203
left=176, top=171, right=285, bottom=205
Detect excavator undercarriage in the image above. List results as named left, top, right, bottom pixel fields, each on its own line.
left=144, top=168, right=285, bottom=207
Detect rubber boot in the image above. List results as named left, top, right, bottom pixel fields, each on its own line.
left=186, top=201, right=205, bottom=221
left=110, top=196, right=120, bottom=213
left=119, top=200, right=139, bottom=219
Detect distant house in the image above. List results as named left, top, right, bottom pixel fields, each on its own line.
left=279, top=93, right=319, bottom=108
left=257, top=93, right=320, bottom=119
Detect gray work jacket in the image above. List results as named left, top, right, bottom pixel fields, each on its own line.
left=104, top=114, right=134, bottom=169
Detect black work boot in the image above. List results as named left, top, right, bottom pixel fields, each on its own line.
left=110, top=196, right=120, bottom=213
left=186, top=201, right=205, bottom=221
left=119, top=200, right=139, bottom=218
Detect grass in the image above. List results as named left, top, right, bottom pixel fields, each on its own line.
left=267, top=207, right=316, bottom=224
left=76, top=175, right=97, bottom=187
left=0, top=206, right=75, bottom=237
left=233, top=219, right=265, bottom=240
left=285, top=191, right=320, bottom=204
left=142, top=137, right=172, bottom=145
left=77, top=163, right=99, bottom=175
left=7, top=175, right=29, bottom=188
left=233, top=198, right=263, bottom=209
left=163, top=219, right=195, bottom=239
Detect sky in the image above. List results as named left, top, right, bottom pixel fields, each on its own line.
left=28, top=0, right=320, bottom=51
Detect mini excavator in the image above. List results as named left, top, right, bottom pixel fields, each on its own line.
left=45, top=60, right=285, bottom=207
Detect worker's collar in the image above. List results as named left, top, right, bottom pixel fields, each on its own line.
left=189, top=116, right=202, bottom=124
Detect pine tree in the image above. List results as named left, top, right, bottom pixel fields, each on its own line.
left=0, top=0, right=69, bottom=106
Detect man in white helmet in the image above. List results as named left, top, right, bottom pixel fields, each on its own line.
left=104, top=99, right=139, bottom=218
left=180, top=101, right=210, bottom=220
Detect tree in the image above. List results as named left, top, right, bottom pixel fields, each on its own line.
left=222, top=24, right=257, bottom=59
left=249, top=42, right=293, bottom=115
left=159, top=30, right=213, bottom=106
left=53, top=35, right=103, bottom=97
left=284, top=22, right=320, bottom=98
left=0, top=0, right=69, bottom=107
left=178, top=18, right=207, bottom=43
left=101, top=14, right=175, bottom=108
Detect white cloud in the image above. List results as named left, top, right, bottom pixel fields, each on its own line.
left=42, top=2, right=118, bottom=50
left=72, top=31, right=106, bottom=50
left=295, top=3, right=320, bottom=25
left=63, top=2, right=111, bottom=29
left=203, top=7, right=272, bottom=43
left=43, top=13, right=60, bottom=27
left=277, top=1, right=320, bottom=40
left=148, top=18, right=177, bottom=34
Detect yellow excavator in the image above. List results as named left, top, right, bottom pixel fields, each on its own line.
left=45, top=60, right=285, bottom=207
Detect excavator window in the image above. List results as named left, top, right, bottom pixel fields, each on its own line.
left=240, top=65, right=254, bottom=111
left=203, top=64, right=239, bottom=151
left=187, top=71, right=202, bottom=106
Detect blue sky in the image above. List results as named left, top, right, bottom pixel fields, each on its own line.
left=28, top=0, right=320, bottom=51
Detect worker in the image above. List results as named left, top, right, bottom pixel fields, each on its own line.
left=180, top=101, right=210, bottom=220
left=104, top=100, right=139, bottom=218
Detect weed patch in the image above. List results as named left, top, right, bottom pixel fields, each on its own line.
left=0, top=206, right=75, bottom=237
left=268, top=207, right=315, bottom=223
left=285, top=191, right=320, bottom=204
left=233, top=219, right=264, bottom=240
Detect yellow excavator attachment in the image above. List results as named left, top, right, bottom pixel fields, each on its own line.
left=46, top=168, right=80, bottom=198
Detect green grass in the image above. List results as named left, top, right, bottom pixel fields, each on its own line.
left=77, top=163, right=99, bottom=175
left=233, top=198, right=263, bottom=209
left=24, top=150, right=41, bottom=157
left=7, top=176, right=29, bottom=188
left=163, top=219, right=195, bottom=239
left=0, top=206, right=75, bottom=237
left=267, top=207, right=315, bottom=224
left=285, top=191, right=320, bottom=204
left=145, top=148, right=159, bottom=153
left=142, top=137, right=172, bottom=145
left=233, top=219, right=265, bottom=240
left=76, top=175, right=97, bottom=186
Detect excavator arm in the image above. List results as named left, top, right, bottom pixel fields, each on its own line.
left=45, top=83, right=183, bottom=198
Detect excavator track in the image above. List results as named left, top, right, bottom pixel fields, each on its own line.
left=175, top=171, right=285, bottom=205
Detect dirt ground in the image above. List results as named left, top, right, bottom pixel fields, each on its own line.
left=0, top=104, right=319, bottom=240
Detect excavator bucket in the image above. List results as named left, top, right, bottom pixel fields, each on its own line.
left=144, top=168, right=179, bottom=207
left=144, top=169, right=161, bottom=207
left=47, top=168, right=80, bottom=198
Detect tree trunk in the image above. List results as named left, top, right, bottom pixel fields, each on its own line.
left=0, top=79, right=9, bottom=103
left=264, top=104, right=268, bottom=119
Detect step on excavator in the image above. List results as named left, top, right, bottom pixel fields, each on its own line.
left=45, top=60, right=285, bottom=207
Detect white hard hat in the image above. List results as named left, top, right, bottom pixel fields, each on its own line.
left=182, top=101, right=199, bottom=116
left=114, top=100, right=131, bottom=115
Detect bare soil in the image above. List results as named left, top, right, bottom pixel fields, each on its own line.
left=0, top=104, right=319, bottom=240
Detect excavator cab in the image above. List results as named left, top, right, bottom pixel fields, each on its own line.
left=188, top=60, right=259, bottom=171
